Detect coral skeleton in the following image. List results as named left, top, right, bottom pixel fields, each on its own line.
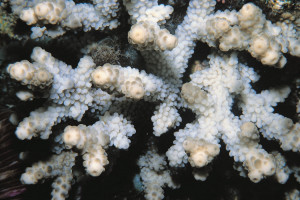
left=2, top=0, right=300, bottom=199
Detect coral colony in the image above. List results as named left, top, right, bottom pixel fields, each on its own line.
left=0, top=0, right=300, bottom=199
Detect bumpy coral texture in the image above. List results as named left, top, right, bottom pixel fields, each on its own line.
left=5, top=0, right=300, bottom=199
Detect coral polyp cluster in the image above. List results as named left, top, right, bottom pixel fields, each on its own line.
left=0, top=0, right=299, bottom=199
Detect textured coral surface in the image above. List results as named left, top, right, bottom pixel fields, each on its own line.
left=0, top=0, right=299, bottom=199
